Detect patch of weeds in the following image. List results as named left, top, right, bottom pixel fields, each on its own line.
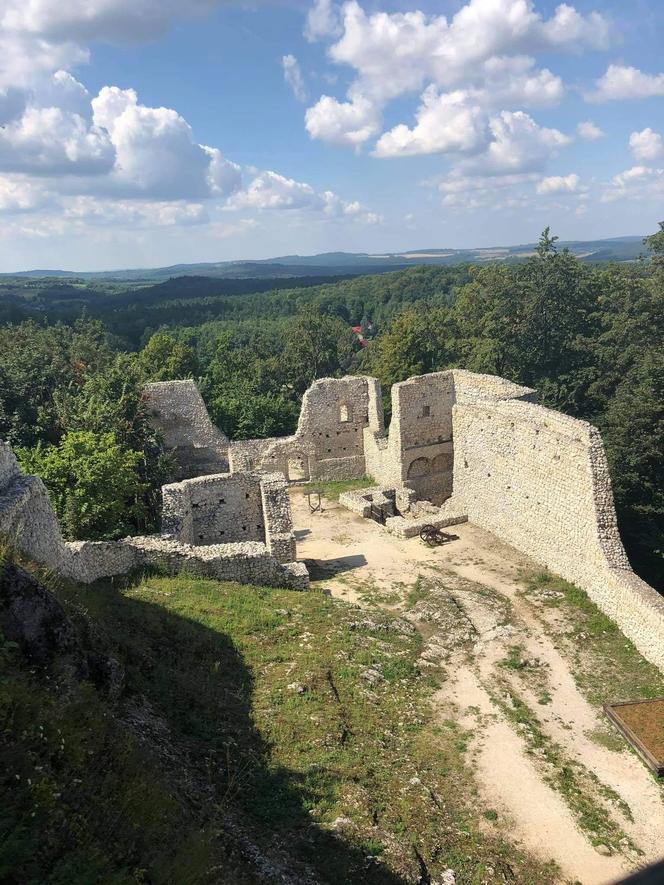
left=521, top=571, right=664, bottom=707
left=500, top=644, right=528, bottom=671
left=309, top=476, right=374, bottom=502
left=354, top=578, right=401, bottom=607
left=381, top=658, right=419, bottom=682
left=537, top=691, right=553, bottom=705
left=588, top=727, right=626, bottom=754
left=483, top=809, right=499, bottom=822
left=405, top=576, right=430, bottom=609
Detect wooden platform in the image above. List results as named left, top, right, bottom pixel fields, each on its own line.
left=604, top=698, right=664, bottom=777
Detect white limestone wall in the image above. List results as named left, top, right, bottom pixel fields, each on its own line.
left=364, top=370, right=536, bottom=497
left=238, top=377, right=372, bottom=482
left=162, top=473, right=266, bottom=546
left=0, top=442, right=140, bottom=582
left=161, top=470, right=297, bottom=564
left=143, top=380, right=229, bottom=479
left=451, top=397, right=664, bottom=670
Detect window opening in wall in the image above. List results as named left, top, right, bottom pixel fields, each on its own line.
left=340, top=404, right=351, bottom=423
left=287, top=456, right=307, bottom=481
left=422, top=404, right=431, bottom=417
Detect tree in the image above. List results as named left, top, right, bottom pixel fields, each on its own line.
left=601, top=351, right=664, bottom=589
left=137, top=331, right=199, bottom=381
left=53, top=355, right=174, bottom=529
left=365, top=303, right=453, bottom=395
left=17, top=432, right=148, bottom=541
left=644, top=221, right=664, bottom=266
left=282, top=307, right=356, bottom=393
left=0, top=318, right=115, bottom=448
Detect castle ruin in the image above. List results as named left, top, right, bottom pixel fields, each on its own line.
left=1, top=370, right=662, bottom=671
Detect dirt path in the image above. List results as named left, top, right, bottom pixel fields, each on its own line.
left=291, top=489, right=664, bottom=885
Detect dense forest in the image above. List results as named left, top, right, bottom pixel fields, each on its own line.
left=0, top=227, right=661, bottom=589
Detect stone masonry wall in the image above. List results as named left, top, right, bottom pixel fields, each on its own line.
left=238, top=377, right=371, bottom=481
left=162, top=473, right=266, bottom=546
left=161, top=471, right=297, bottom=564
left=364, top=370, right=535, bottom=504
left=0, top=441, right=306, bottom=589
left=450, top=396, right=664, bottom=670
left=0, top=441, right=140, bottom=583
left=143, top=380, right=229, bottom=479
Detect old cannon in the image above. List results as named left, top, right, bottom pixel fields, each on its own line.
left=419, top=524, right=457, bottom=547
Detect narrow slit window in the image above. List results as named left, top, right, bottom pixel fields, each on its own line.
left=422, top=404, right=431, bottom=417
left=340, top=404, right=351, bottom=423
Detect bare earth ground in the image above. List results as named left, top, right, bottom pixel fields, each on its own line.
left=290, top=488, right=664, bottom=885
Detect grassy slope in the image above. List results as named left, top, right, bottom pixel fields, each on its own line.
left=1, top=560, right=558, bottom=885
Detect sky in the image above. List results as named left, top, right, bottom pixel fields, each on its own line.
left=0, top=0, right=662, bottom=271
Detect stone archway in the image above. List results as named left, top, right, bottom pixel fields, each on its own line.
left=407, top=456, right=431, bottom=478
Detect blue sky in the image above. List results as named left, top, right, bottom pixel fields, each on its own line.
left=0, top=0, right=662, bottom=270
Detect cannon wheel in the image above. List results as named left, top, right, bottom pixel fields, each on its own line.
left=419, top=524, right=440, bottom=546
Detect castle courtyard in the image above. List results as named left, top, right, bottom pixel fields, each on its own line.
left=291, top=487, right=664, bottom=885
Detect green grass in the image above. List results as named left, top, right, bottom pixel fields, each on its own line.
left=405, top=576, right=429, bottom=609
left=522, top=571, right=664, bottom=706
left=499, top=644, right=528, bottom=671
left=308, top=476, right=374, bottom=501
left=0, top=555, right=561, bottom=884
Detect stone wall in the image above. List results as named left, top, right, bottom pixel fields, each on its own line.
left=0, top=442, right=141, bottom=583
left=143, top=380, right=229, bottom=479
left=364, top=369, right=534, bottom=504
left=449, top=395, right=664, bottom=670
left=0, top=441, right=306, bottom=590
left=161, top=471, right=296, bottom=564
left=162, top=473, right=266, bottom=546
left=237, top=377, right=371, bottom=481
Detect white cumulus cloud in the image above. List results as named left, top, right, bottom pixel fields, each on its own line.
left=0, top=105, right=113, bottom=175
left=228, top=169, right=379, bottom=224
left=91, top=86, right=241, bottom=200
left=305, top=93, right=379, bottom=146
left=305, top=0, right=340, bottom=42
left=0, top=0, right=222, bottom=45
left=576, top=120, right=603, bottom=140
left=305, top=0, right=608, bottom=149
left=373, top=88, right=489, bottom=158
left=629, top=128, right=663, bottom=162
left=586, top=64, right=664, bottom=102
left=602, top=165, right=664, bottom=203
left=461, top=111, right=571, bottom=175
left=536, top=173, right=581, bottom=194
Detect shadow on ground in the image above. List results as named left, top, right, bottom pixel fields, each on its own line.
left=5, top=569, right=411, bottom=885
left=303, top=554, right=367, bottom=581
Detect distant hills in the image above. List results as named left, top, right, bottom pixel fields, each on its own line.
left=4, top=236, right=647, bottom=282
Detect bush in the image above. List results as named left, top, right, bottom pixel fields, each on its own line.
left=17, top=431, right=148, bottom=541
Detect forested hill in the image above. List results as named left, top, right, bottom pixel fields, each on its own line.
left=3, top=235, right=646, bottom=282
left=0, top=265, right=470, bottom=345
left=0, top=228, right=662, bottom=590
